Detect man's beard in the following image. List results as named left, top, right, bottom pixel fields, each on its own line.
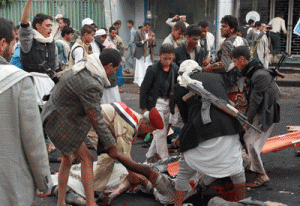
left=2, top=47, right=12, bottom=62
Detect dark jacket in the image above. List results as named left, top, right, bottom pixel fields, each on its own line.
left=134, top=29, right=155, bottom=61
left=94, top=37, right=106, bottom=53
left=21, top=39, right=56, bottom=73
left=175, top=43, right=206, bottom=67
left=241, top=59, right=280, bottom=132
left=174, top=72, right=244, bottom=153
left=140, top=61, right=179, bottom=110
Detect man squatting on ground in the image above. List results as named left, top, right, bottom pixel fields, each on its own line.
left=0, top=17, right=53, bottom=206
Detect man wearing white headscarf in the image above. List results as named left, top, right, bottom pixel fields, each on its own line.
left=173, top=60, right=246, bottom=206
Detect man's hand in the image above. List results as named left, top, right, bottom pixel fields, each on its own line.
left=108, top=144, right=119, bottom=159
left=203, top=62, right=223, bottom=72
left=38, top=189, right=51, bottom=199
left=141, top=109, right=148, bottom=114
left=286, top=33, right=289, bottom=37
left=21, top=0, right=33, bottom=24
left=243, top=124, right=249, bottom=131
left=202, top=57, right=212, bottom=67
left=172, top=15, right=180, bottom=21
left=173, top=136, right=180, bottom=148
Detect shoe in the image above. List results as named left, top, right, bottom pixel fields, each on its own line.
left=246, top=175, right=269, bottom=188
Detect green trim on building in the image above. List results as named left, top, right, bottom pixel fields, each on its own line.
left=0, top=0, right=105, bottom=30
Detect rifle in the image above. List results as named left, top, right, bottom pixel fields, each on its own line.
left=181, top=78, right=262, bottom=133
left=267, top=51, right=292, bottom=79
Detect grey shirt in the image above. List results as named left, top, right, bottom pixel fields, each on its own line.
left=19, top=25, right=59, bottom=71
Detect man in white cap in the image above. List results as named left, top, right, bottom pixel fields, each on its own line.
left=166, top=14, right=189, bottom=28
left=81, top=18, right=100, bottom=55
left=173, top=60, right=246, bottom=205
left=51, top=14, right=63, bottom=37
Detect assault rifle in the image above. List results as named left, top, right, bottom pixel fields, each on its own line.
left=182, top=79, right=262, bottom=133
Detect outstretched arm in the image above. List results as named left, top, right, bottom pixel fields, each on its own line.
left=21, top=0, right=33, bottom=24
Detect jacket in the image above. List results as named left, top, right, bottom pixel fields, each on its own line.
left=134, top=29, right=155, bottom=61
left=174, top=72, right=244, bottom=153
left=241, top=59, right=280, bottom=132
left=41, top=68, right=116, bottom=155
left=140, top=61, right=179, bottom=110
left=175, top=43, right=206, bottom=67
left=21, top=38, right=56, bottom=73
left=0, top=57, right=52, bottom=205
left=94, top=37, right=106, bottom=53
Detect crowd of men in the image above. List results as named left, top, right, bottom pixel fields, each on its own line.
left=0, top=0, right=287, bottom=205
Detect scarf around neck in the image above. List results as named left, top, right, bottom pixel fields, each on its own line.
left=33, top=29, right=54, bottom=43
left=72, top=53, right=111, bottom=87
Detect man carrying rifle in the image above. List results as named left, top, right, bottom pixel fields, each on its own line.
left=173, top=60, right=246, bottom=206
left=231, top=46, right=281, bottom=188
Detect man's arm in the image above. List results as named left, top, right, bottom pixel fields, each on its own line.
left=21, top=0, right=32, bottom=24
left=73, top=47, right=84, bottom=64
left=166, top=15, right=178, bottom=28
left=218, top=41, right=233, bottom=73
left=281, top=19, right=288, bottom=36
left=19, top=77, right=53, bottom=193
left=140, top=66, right=155, bottom=110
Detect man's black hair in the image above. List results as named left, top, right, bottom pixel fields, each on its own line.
left=61, top=17, right=71, bottom=27
left=100, top=48, right=122, bottom=67
left=198, top=20, right=209, bottom=28
left=186, top=24, right=202, bottom=37
left=109, top=26, right=117, bottom=33
left=174, top=21, right=186, bottom=33
left=138, top=26, right=143, bottom=30
left=221, top=15, right=238, bottom=33
left=81, top=25, right=94, bottom=36
left=159, top=44, right=175, bottom=55
left=32, top=13, right=53, bottom=30
left=127, top=20, right=134, bottom=26
left=231, top=46, right=251, bottom=61
left=143, top=21, right=151, bottom=26
left=248, top=19, right=255, bottom=25
left=277, top=12, right=285, bottom=17
left=113, top=20, right=122, bottom=26
left=61, top=26, right=74, bottom=37
left=254, top=21, right=261, bottom=28
left=0, top=18, right=14, bottom=44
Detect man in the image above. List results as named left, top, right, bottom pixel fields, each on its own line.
left=214, top=15, right=248, bottom=98
left=134, top=21, right=156, bottom=93
left=97, top=28, right=116, bottom=49
left=252, top=23, right=269, bottom=69
left=197, top=20, right=216, bottom=66
left=10, top=25, right=22, bottom=69
left=268, top=12, right=288, bottom=63
left=140, top=44, right=179, bottom=163
left=175, top=25, right=206, bottom=67
left=125, top=20, right=137, bottom=73
left=246, top=21, right=262, bottom=50
left=81, top=18, right=100, bottom=55
left=107, top=26, right=125, bottom=93
left=20, top=0, right=59, bottom=74
left=162, top=21, right=186, bottom=48
left=0, top=17, right=52, bottom=205
left=113, top=20, right=122, bottom=35
left=41, top=49, right=129, bottom=206
left=166, top=14, right=189, bottom=28
left=54, top=17, right=70, bottom=41
left=51, top=14, right=63, bottom=38
left=231, top=46, right=280, bottom=188
left=173, top=60, right=246, bottom=206
left=68, top=25, right=94, bottom=69
left=94, top=29, right=106, bottom=54
left=55, top=26, right=74, bottom=70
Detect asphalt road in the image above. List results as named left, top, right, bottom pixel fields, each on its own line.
left=34, top=85, right=300, bottom=206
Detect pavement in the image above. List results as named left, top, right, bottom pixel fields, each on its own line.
left=34, top=80, right=300, bottom=205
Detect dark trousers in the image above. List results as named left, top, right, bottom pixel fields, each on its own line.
left=269, top=32, right=281, bottom=55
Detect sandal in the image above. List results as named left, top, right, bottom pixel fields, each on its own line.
left=246, top=175, right=269, bottom=188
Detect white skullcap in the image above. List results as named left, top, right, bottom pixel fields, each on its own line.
left=82, top=18, right=94, bottom=27
left=179, top=60, right=202, bottom=74
left=95, top=29, right=106, bottom=36
left=55, top=14, right=63, bottom=20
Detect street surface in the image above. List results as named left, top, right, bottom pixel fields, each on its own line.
left=34, top=84, right=300, bottom=206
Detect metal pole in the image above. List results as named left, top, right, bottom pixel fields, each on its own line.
left=216, top=0, right=235, bottom=47
left=287, top=0, right=294, bottom=54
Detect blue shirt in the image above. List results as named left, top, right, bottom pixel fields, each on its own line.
left=10, top=44, right=22, bottom=69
